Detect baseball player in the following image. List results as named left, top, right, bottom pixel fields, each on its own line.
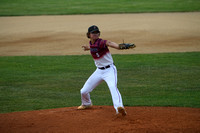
left=78, top=25, right=135, bottom=116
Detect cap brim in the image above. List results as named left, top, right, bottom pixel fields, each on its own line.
left=90, top=29, right=100, bottom=33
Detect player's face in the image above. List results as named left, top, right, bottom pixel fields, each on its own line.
left=90, top=31, right=100, bottom=40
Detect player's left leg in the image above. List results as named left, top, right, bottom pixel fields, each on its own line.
left=103, top=64, right=126, bottom=115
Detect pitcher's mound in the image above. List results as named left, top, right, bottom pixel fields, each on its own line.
left=0, top=106, right=200, bottom=133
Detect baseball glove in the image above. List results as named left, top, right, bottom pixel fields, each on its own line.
left=119, top=43, right=136, bottom=49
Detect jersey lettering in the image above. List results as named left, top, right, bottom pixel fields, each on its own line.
left=90, top=48, right=98, bottom=52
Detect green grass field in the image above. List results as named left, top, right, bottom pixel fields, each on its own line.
left=0, top=0, right=200, bottom=16
left=0, top=52, right=200, bottom=113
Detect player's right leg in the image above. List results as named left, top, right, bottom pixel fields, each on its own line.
left=78, top=69, right=103, bottom=109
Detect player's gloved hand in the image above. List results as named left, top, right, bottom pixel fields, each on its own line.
left=119, top=43, right=136, bottom=49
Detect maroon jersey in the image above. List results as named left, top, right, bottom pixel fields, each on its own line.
left=89, top=38, right=109, bottom=59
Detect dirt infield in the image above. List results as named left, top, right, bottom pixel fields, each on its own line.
left=0, top=13, right=200, bottom=132
left=0, top=12, right=200, bottom=56
left=0, top=106, right=200, bottom=133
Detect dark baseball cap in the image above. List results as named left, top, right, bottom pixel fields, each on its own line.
left=88, top=25, right=100, bottom=33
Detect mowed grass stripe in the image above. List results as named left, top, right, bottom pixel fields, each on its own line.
left=0, top=0, right=200, bottom=16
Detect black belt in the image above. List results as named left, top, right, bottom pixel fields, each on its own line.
left=98, top=65, right=111, bottom=70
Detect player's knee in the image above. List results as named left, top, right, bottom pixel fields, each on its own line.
left=108, top=85, right=116, bottom=90
left=80, top=89, right=87, bottom=95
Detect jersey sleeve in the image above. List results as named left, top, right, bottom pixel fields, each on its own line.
left=99, top=39, right=107, bottom=48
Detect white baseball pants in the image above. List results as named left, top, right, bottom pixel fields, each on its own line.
left=80, top=64, right=124, bottom=113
